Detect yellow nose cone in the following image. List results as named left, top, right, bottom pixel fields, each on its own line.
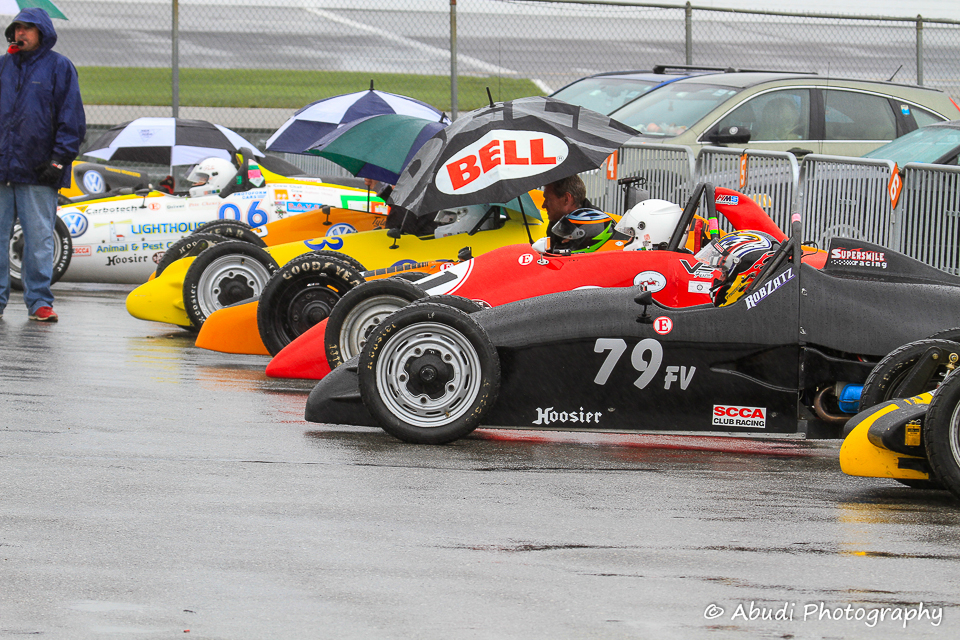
left=125, top=258, right=194, bottom=327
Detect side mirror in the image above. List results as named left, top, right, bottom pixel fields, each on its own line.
left=322, top=205, right=332, bottom=225
left=457, top=246, right=473, bottom=262
left=707, top=126, right=752, bottom=145
left=634, top=290, right=654, bottom=324
left=387, top=227, right=401, bottom=249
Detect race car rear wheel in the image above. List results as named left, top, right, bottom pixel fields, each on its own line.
left=155, top=232, right=229, bottom=277
left=860, top=339, right=960, bottom=408
left=922, top=371, right=960, bottom=499
left=257, top=252, right=366, bottom=356
left=306, top=250, right=366, bottom=274
left=357, top=303, right=500, bottom=444
left=324, top=279, right=427, bottom=369
left=183, top=241, right=279, bottom=328
left=195, top=219, right=267, bottom=248
left=410, top=295, right=485, bottom=314
left=9, top=217, right=72, bottom=291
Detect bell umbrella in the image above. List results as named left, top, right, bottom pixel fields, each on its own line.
left=83, top=117, right=264, bottom=167
left=306, top=114, right=447, bottom=185
left=265, top=88, right=449, bottom=155
left=0, top=1, right=66, bottom=20
left=389, top=96, right=638, bottom=216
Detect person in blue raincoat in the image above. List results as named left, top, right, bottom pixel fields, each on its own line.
left=0, top=7, right=85, bottom=323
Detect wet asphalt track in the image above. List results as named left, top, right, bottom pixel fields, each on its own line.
left=2, top=284, right=960, bottom=638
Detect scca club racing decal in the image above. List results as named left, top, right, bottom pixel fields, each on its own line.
left=829, top=247, right=887, bottom=269
left=712, top=405, right=766, bottom=428
left=60, top=212, right=88, bottom=237
left=303, top=236, right=345, bottom=251
left=437, top=130, right=568, bottom=195
left=743, top=267, right=794, bottom=310
left=325, top=223, right=357, bottom=236
left=81, top=170, right=105, bottom=194
left=634, top=270, right=666, bottom=292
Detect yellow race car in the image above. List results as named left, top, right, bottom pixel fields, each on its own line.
left=126, top=192, right=548, bottom=329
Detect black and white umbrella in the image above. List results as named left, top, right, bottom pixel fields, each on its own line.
left=84, top=117, right=264, bottom=166
left=265, top=88, right=449, bottom=155
left=390, top=96, right=638, bottom=215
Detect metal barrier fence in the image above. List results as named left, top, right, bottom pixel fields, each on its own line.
left=796, top=155, right=897, bottom=250
left=899, top=163, right=960, bottom=274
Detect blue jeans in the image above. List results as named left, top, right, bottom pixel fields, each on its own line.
left=0, top=182, right=58, bottom=314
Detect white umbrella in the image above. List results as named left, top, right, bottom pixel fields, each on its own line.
left=84, top=117, right=264, bottom=167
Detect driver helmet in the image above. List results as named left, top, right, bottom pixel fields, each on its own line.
left=549, top=208, right=617, bottom=253
left=694, top=231, right=780, bottom=306
left=186, top=157, right=237, bottom=197
left=615, top=199, right=684, bottom=251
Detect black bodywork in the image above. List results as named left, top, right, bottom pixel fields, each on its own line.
left=306, top=238, right=960, bottom=438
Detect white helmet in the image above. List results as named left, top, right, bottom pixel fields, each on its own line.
left=186, top=157, right=237, bottom=197
left=615, top=198, right=684, bottom=251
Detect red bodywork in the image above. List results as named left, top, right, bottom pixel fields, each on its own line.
left=266, top=187, right=826, bottom=379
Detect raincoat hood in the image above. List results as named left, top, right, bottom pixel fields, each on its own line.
left=5, top=7, right=58, bottom=54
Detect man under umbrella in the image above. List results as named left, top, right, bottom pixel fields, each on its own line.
left=0, top=8, right=85, bottom=322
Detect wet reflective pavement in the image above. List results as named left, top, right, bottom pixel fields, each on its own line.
left=1, top=284, right=959, bottom=638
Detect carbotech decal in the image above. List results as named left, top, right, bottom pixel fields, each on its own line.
left=743, top=267, right=794, bottom=310
left=712, top=405, right=766, bottom=428
left=437, top=130, right=568, bottom=195
left=829, top=247, right=887, bottom=269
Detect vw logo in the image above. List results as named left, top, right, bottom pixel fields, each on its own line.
left=61, top=212, right=89, bottom=237
left=81, top=170, right=105, bottom=194
left=325, top=223, right=357, bottom=237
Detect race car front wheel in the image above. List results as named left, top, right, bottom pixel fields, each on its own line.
left=195, top=219, right=267, bottom=248
left=155, top=232, right=230, bottom=277
left=8, top=217, right=72, bottom=291
left=183, top=240, right=279, bottom=328
left=257, top=251, right=366, bottom=356
left=358, top=303, right=500, bottom=445
left=324, top=278, right=427, bottom=369
left=922, top=371, right=960, bottom=499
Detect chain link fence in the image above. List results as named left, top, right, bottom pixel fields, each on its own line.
left=36, top=1, right=960, bottom=168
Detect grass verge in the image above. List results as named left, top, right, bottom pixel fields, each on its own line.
left=78, top=68, right=544, bottom=113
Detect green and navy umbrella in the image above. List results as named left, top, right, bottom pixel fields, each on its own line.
left=0, top=1, right=66, bottom=20
left=306, top=114, right=447, bottom=185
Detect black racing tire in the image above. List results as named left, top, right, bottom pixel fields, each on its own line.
left=309, top=250, right=366, bottom=274
left=922, top=372, right=960, bottom=499
left=860, top=339, right=960, bottom=409
left=357, top=303, right=500, bottom=445
left=256, top=252, right=366, bottom=356
left=9, top=217, right=72, bottom=291
left=324, top=278, right=427, bottom=369
left=194, top=219, right=267, bottom=247
left=183, top=241, right=279, bottom=328
left=155, top=232, right=230, bottom=277
left=928, top=327, right=960, bottom=343
left=410, top=295, right=486, bottom=314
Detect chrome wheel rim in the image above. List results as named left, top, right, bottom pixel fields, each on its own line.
left=197, top=255, right=272, bottom=318
left=375, top=322, right=481, bottom=428
left=340, top=295, right=411, bottom=361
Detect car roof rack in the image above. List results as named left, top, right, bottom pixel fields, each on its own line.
left=652, top=64, right=818, bottom=75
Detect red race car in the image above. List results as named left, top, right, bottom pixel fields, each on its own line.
left=266, top=183, right=827, bottom=380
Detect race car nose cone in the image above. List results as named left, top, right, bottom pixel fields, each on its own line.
left=126, top=258, right=194, bottom=327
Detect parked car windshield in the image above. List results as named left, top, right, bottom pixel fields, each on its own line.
left=551, top=76, right=660, bottom=115
left=609, top=82, right=742, bottom=137
left=863, top=125, right=960, bottom=165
